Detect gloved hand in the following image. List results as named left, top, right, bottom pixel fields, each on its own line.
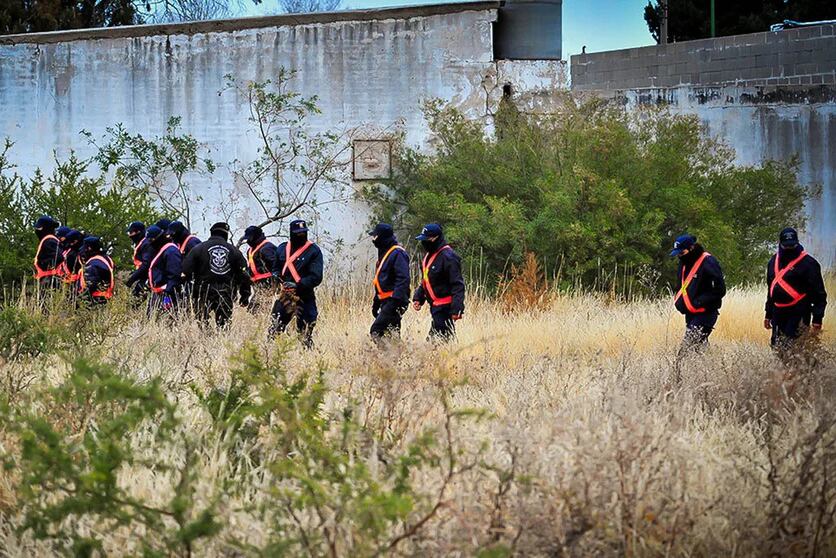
left=413, top=301, right=423, bottom=312
left=372, top=297, right=381, bottom=318
left=763, top=318, right=772, bottom=330
left=283, top=281, right=297, bottom=293
left=240, top=293, right=251, bottom=308
left=396, top=301, right=408, bottom=316
left=451, top=312, right=463, bottom=321
left=162, top=295, right=173, bottom=311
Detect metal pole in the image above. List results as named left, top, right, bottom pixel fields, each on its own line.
left=660, top=0, right=669, bottom=44
left=710, top=0, right=716, bottom=37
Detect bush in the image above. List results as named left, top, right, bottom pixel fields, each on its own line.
left=363, top=98, right=810, bottom=293
left=0, top=141, right=161, bottom=287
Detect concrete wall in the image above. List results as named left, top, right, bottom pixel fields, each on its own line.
left=572, top=23, right=836, bottom=91
left=0, top=2, right=565, bottom=272
left=570, top=28, right=836, bottom=268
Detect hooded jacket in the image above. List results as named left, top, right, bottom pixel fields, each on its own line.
left=373, top=235, right=411, bottom=303
left=182, top=233, right=252, bottom=303
left=412, top=238, right=465, bottom=315
left=765, top=245, right=827, bottom=324
left=674, top=244, right=726, bottom=315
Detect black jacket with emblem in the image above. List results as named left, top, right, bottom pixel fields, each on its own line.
left=674, top=244, right=726, bottom=315
left=182, top=233, right=251, bottom=301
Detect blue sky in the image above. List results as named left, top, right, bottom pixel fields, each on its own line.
left=241, top=0, right=655, bottom=58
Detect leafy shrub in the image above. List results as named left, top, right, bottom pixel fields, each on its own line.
left=363, top=98, right=810, bottom=292
left=0, top=305, right=57, bottom=363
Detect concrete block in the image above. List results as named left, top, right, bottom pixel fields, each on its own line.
left=800, top=75, right=812, bottom=85
left=811, top=74, right=823, bottom=85
left=797, top=62, right=819, bottom=75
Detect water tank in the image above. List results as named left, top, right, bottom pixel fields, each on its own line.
left=494, top=0, right=562, bottom=60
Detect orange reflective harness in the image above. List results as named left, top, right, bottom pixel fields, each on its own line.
left=132, top=238, right=147, bottom=269
left=282, top=241, right=312, bottom=283
left=179, top=235, right=197, bottom=254
left=673, top=252, right=710, bottom=314
left=59, top=249, right=81, bottom=284
left=148, top=243, right=177, bottom=294
left=80, top=255, right=114, bottom=299
left=770, top=250, right=808, bottom=308
left=373, top=245, right=405, bottom=300
left=248, top=239, right=273, bottom=282
left=33, top=235, right=62, bottom=279
left=421, top=245, right=453, bottom=307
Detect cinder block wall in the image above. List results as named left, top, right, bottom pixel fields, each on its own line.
left=571, top=24, right=836, bottom=90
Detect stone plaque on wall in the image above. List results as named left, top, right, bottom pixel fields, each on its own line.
left=352, top=140, right=392, bottom=181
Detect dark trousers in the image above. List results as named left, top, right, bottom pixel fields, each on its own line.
left=194, top=286, right=234, bottom=328
left=770, top=312, right=811, bottom=349
left=680, top=311, right=718, bottom=353
left=370, top=299, right=405, bottom=341
left=147, top=291, right=180, bottom=318
left=429, top=305, right=456, bottom=342
left=271, top=296, right=318, bottom=348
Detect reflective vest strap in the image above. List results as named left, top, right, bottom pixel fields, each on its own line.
left=282, top=241, right=312, bottom=283
left=248, top=239, right=273, bottom=281
left=81, top=255, right=114, bottom=299
left=179, top=235, right=197, bottom=254
left=132, top=239, right=146, bottom=269
left=34, top=235, right=61, bottom=278
left=422, top=245, right=453, bottom=307
left=148, top=243, right=176, bottom=293
left=373, top=245, right=404, bottom=299
left=60, top=249, right=80, bottom=283
left=770, top=251, right=808, bottom=308
left=673, top=252, right=710, bottom=314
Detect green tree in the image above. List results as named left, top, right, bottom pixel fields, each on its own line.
left=644, top=0, right=836, bottom=43
left=362, top=98, right=810, bottom=292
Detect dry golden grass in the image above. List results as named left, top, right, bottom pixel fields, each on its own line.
left=0, top=279, right=834, bottom=556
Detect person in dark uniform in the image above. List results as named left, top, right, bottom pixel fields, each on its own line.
left=167, top=221, right=201, bottom=257
left=670, top=234, right=726, bottom=352
left=270, top=219, right=323, bottom=348
left=78, top=236, right=115, bottom=306
left=33, top=215, right=64, bottom=290
left=764, top=227, right=827, bottom=352
left=126, top=221, right=155, bottom=299
left=58, top=229, right=84, bottom=289
left=145, top=225, right=183, bottom=317
left=412, top=223, right=465, bottom=341
left=244, top=225, right=278, bottom=286
left=182, top=222, right=252, bottom=328
left=368, top=223, right=410, bottom=342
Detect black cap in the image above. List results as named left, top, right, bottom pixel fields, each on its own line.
left=34, top=215, right=59, bottom=230
left=167, top=221, right=187, bottom=237
left=368, top=223, right=394, bottom=238
left=244, top=225, right=263, bottom=241
left=670, top=234, right=697, bottom=257
left=56, top=226, right=72, bottom=240
left=210, top=222, right=230, bottom=234
left=779, top=227, right=799, bottom=249
left=289, top=219, right=308, bottom=234
left=145, top=225, right=163, bottom=240
left=65, top=230, right=83, bottom=246
left=154, top=218, right=172, bottom=230
left=82, top=236, right=102, bottom=252
left=127, top=221, right=145, bottom=234
left=416, top=223, right=443, bottom=241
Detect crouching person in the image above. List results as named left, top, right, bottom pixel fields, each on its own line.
left=270, top=220, right=323, bottom=348
left=78, top=236, right=114, bottom=306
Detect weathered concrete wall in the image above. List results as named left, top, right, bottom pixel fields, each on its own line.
left=570, top=28, right=836, bottom=268
left=572, top=23, right=836, bottom=91
left=0, top=2, right=565, bottom=272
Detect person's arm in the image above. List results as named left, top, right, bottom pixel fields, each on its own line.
left=695, top=256, right=726, bottom=309
left=298, top=247, right=324, bottom=290
left=764, top=257, right=775, bottom=328
left=272, top=243, right=286, bottom=280
left=164, top=250, right=182, bottom=294
left=233, top=248, right=252, bottom=304
left=447, top=252, right=466, bottom=316
left=181, top=247, right=196, bottom=282
left=807, top=259, right=827, bottom=326
left=392, top=250, right=411, bottom=304
left=126, top=244, right=154, bottom=287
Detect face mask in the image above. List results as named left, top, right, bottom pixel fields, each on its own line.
left=291, top=232, right=308, bottom=245
left=372, top=236, right=388, bottom=248
left=421, top=239, right=436, bottom=252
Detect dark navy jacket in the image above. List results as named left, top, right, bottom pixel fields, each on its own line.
left=674, top=245, right=726, bottom=315
left=373, top=238, right=411, bottom=303
left=127, top=239, right=157, bottom=287
left=35, top=234, right=63, bottom=274
left=62, top=248, right=81, bottom=279
left=82, top=256, right=113, bottom=297
left=413, top=243, right=465, bottom=315
left=273, top=241, right=323, bottom=301
left=247, top=236, right=278, bottom=281
left=148, top=244, right=182, bottom=295
left=177, top=234, right=201, bottom=257
left=765, top=245, right=827, bottom=324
